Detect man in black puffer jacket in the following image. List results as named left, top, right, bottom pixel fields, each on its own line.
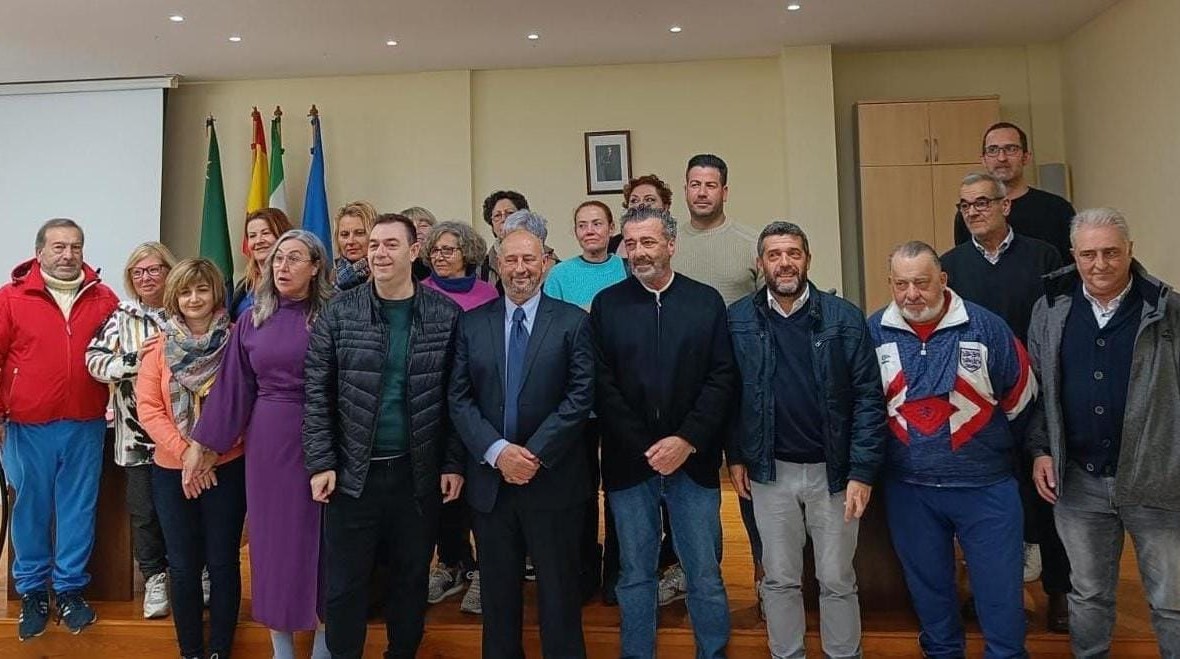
left=302, top=214, right=465, bottom=659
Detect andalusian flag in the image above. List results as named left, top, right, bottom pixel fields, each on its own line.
left=301, top=105, right=332, bottom=253
left=268, top=106, right=289, bottom=214
left=199, top=116, right=233, bottom=285
left=243, top=107, right=269, bottom=253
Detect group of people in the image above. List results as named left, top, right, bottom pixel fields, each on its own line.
left=0, top=128, right=1175, bottom=659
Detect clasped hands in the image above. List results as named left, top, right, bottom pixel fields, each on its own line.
left=496, top=444, right=540, bottom=485
left=645, top=435, right=694, bottom=476
left=181, top=441, right=219, bottom=499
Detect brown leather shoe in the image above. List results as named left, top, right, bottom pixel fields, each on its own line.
left=1047, top=593, right=1070, bottom=633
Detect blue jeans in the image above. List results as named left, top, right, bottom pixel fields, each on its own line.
left=1, top=420, right=104, bottom=594
left=885, top=478, right=1026, bottom=659
left=608, top=472, right=729, bottom=659
left=1055, top=463, right=1180, bottom=659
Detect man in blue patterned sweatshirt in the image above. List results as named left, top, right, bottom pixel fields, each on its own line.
left=868, top=241, right=1037, bottom=659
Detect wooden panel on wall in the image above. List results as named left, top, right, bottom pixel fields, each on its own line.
left=860, top=165, right=935, bottom=311
left=927, top=98, right=1001, bottom=164
left=931, top=163, right=985, bottom=254
left=856, top=102, right=930, bottom=166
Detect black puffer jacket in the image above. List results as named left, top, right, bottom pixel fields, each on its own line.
left=302, top=282, right=465, bottom=499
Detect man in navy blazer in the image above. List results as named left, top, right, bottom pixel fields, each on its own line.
left=449, top=226, right=595, bottom=659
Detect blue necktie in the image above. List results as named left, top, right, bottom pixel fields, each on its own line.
left=504, top=307, right=529, bottom=443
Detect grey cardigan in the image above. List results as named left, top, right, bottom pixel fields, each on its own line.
left=1026, top=261, right=1180, bottom=511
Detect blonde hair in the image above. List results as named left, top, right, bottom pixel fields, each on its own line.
left=123, top=241, right=178, bottom=301
left=333, top=201, right=379, bottom=258
left=401, top=206, right=438, bottom=230
left=162, top=258, right=227, bottom=318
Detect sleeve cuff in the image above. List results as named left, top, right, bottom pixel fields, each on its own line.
left=484, top=439, right=510, bottom=468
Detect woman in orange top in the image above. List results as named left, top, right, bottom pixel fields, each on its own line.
left=136, top=258, right=244, bottom=659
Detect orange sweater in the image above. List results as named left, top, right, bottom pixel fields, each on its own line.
left=135, top=335, right=244, bottom=470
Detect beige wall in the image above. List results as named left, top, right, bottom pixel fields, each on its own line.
left=832, top=45, right=1068, bottom=306
left=1062, top=0, right=1179, bottom=284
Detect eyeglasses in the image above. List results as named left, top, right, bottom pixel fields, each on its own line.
left=983, top=144, right=1023, bottom=158
left=129, top=265, right=168, bottom=280
left=429, top=246, right=460, bottom=258
left=272, top=254, right=315, bottom=267
left=956, top=197, right=1004, bottom=214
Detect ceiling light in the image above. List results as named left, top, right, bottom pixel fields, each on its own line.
left=527, top=33, right=540, bottom=40
left=228, top=35, right=242, bottom=42
left=669, top=26, right=683, bottom=33
left=169, top=15, right=185, bottom=22
left=386, top=39, right=398, bottom=46
left=787, top=3, right=802, bottom=10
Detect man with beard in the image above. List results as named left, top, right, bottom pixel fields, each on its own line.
left=867, top=241, right=1037, bottom=659
left=449, top=227, right=594, bottom=658
left=952, top=122, right=1075, bottom=261
left=726, top=221, right=887, bottom=659
left=591, top=206, right=739, bottom=658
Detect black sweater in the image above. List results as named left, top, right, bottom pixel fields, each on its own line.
left=954, top=187, right=1076, bottom=262
left=590, top=274, right=740, bottom=492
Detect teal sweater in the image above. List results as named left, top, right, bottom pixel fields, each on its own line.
left=543, top=254, right=627, bottom=310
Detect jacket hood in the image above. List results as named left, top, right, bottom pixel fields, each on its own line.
left=10, top=257, right=104, bottom=291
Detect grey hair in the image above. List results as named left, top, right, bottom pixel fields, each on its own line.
left=36, top=218, right=84, bottom=251
left=503, top=210, right=548, bottom=245
left=757, top=221, right=810, bottom=257
left=620, top=206, right=677, bottom=242
left=887, top=240, right=942, bottom=271
left=961, top=171, right=1008, bottom=199
left=422, top=221, right=488, bottom=271
left=1070, top=207, right=1132, bottom=245
left=252, top=229, right=333, bottom=328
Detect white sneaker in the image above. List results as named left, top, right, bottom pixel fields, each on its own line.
left=143, top=572, right=170, bottom=619
left=427, top=564, right=465, bottom=604
left=202, top=567, right=211, bottom=606
left=459, top=570, right=482, bottom=615
left=657, top=564, right=687, bottom=607
left=1023, top=543, right=1042, bottom=583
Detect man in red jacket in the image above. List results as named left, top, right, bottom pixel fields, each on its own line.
left=0, top=218, right=118, bottom=641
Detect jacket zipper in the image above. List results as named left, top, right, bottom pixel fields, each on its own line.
left=654, top=293, right=661, bottom=423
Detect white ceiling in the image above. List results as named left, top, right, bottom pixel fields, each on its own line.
left=0, top=0, right=1118, bottom=84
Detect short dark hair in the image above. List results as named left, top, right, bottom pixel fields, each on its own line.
left=982, top=122, right=1028, bottom=152
left=373, top=213, right=417, bottom=244
left=757, top=221, right=810, bottom=257
left=36, top=218, right=83, bottom=251
left=620, top=206, right=677, bottom=242
left=686, top=154, right=728, bottom=185
left=481, top=190, right=530, bottom=227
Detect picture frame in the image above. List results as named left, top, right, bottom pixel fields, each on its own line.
left=584, top=130, right=632, bottom=195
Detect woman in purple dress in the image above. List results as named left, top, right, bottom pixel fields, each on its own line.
left=192, top=230, right=333, bottom=659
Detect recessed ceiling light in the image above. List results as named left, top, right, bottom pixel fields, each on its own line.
left=527, top=33, right=540, bottom=40
left=169, top=15, right=185, bottom=23
left=787, top=3, right=802, bottom=10
left=669, top=26, right=683, bottom=33
left=386, top=39, right=398, bottom=46
left=228, top=35, right=242, bottom=42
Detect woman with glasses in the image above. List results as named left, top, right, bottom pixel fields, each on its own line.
left=232, top=208, right=294, bottom=319
left=85, top=241, right=178, bottom=620
left=192, top=230, right=333, bottom=659
left=333, top=201, right=378, bottom=293
left=420, top=221, right=499, bottom=311
left=136, top=258, right=245, bottom=659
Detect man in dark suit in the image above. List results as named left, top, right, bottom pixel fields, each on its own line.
left=449, top=227, right=595, bottom=659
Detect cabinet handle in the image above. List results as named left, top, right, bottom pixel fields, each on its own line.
left=933, top=138, right=940, bottom=162
left=923, top=138, right=930, bottom=163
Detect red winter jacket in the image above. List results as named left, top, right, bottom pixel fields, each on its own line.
left=0, top=259, right=119, bottom=424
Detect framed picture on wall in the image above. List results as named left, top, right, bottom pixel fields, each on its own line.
left=584, top=130, right=632, bottom=194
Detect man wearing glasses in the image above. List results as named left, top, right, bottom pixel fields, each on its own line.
left=953, top=122, right=1075, bottom=262
left=941, top=171, right=1068, bottom=633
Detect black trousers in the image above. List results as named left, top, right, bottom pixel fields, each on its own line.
left=473, top=487, right=586, bottom=659
left=126, top=463, right=168, bottom=579
left=152, top=459, right=246, bottom=658
left=579, top=419, right=617, bottom=593
left=1018, top=452, right=1071, bottom=595
left=324, top=457, right=440, bottom=659
left=437, top=496, right=477, bottom=572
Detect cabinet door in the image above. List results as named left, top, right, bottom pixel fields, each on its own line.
left=927, top=99, right=1000, bottom=164
left=857, top=102, right=930, bottom=166
left=931, top=163, right=984, bottom=254
left=860, top=165, right=935, bottom=311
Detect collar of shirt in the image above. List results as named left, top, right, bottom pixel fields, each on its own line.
left=1082, top=277, right=1134, bottom=326
left=639, top=271, right=675, bottom=304
left=767, top=283, right=810, bottom=318
left=505, top=290, right=542, bottom=333
left=971, top=227, right=1014, bottom=265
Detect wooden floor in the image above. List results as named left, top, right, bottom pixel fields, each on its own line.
left=0, top=485, right=1163, bottom=657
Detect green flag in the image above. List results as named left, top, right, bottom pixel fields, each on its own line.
left=199, top=116, right=233, bottom=284
left=268, top=106, right=289, bottom=213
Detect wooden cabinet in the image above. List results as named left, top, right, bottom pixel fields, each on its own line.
left=856, top=96, right=1000, bottom=310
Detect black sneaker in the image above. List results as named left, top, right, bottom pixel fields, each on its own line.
left=18, top=590, right=50, bottom=640
left=55, top=590, right=97, bottom=633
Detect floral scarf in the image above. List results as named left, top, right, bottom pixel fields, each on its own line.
left=163, top=311, right=231, bottom=436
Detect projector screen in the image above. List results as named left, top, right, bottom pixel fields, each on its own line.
left=0, top=86, right=165, bottom=299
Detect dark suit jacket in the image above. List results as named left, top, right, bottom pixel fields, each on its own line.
left=449, top=294, right=594, bottom=513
